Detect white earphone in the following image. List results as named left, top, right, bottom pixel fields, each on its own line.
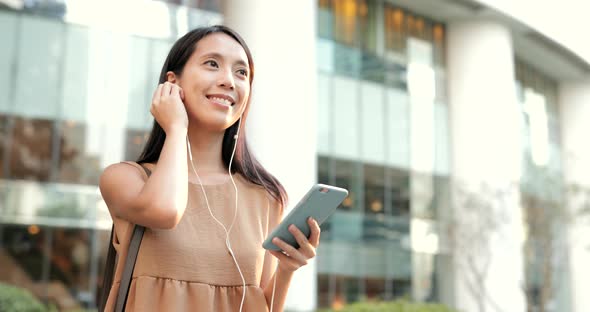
left=186, top=118, right=278, bottom=312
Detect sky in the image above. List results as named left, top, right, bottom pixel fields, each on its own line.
left=477, top=0, right=590, bottom=64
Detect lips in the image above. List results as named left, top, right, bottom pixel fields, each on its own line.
left=206, top=94, right=235, bottom=107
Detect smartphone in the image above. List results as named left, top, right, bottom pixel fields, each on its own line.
left=262, top=184, right=348, bottom=251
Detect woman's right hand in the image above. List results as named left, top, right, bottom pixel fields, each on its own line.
left=150, top=81, right=188, bottom=134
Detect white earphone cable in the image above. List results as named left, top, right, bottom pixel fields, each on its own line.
left=186, top=119, right=246, bottom=312
left=186, top=119, right=277, bottom=312
left=270, top=261, right=278, bottom=312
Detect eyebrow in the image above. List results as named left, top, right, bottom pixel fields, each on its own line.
left=201, top=52, right=248, bottom=68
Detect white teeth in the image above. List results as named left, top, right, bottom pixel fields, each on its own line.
left=210, top=96, right=232, bottom=106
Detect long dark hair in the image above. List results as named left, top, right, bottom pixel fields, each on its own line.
left=137, top=25, right=287, bottom=206
left=98, top=25, right=286, bottom=311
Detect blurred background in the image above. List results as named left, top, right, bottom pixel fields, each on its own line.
left=1, top=0, right=590, bottom=311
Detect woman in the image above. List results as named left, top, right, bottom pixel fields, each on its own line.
left=98, top=25, right=320, bottom=312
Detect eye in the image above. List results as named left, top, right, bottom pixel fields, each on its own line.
left=204, top=60, right=218, bottom=68
left=237, top=68, right=248, bottom=76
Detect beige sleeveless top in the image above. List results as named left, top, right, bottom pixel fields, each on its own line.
left=103, top=161, right=283, bottom=312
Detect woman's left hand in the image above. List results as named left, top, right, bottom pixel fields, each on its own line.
left=269, top=217, right=321, bottom=272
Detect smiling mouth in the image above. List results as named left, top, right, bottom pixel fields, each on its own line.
left=206, top=95, right=235, bottom=106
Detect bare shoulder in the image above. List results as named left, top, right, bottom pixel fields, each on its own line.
left=98, top=162, right=149, bottom=218
left=100, top=162, right=144, bottom=184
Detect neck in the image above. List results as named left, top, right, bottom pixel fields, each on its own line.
left=186, top=123, right=227, bottom=174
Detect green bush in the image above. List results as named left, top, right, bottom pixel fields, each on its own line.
left=0, top=283, right=46, bottom=312
left=316, top=299, right=457, bottom=312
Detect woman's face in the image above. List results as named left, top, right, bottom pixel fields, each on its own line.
left=171, top=32, right=251, bottom=132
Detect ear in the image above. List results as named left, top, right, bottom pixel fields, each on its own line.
left=166, top=71, right=178, bottom=83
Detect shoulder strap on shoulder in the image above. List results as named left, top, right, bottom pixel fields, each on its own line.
left=115, top=224, right=145, bottom=312
left=114, top=163, right=150, bottom=311
left=98, top=225, right=116, bottom=312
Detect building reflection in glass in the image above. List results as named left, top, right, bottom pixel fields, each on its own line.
left=316, top=0, right=448, bottom=308
left=0, top=2, right=222, bottom=309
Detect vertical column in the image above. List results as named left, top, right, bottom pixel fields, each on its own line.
left=445, top=20, right=525, bottom=312
left=559, top=82, right=590, bottom=312
left=222, top=1, right=318, bottom=311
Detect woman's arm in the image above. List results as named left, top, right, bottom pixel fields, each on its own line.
left=263, top=266, right=294, bottom=311
left=263, top=217, right=321, bottom=311
left=99, top=82, right=189, bottom=229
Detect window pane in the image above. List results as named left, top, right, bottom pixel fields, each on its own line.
left=317, top=274, right=331, bottom=308
left=327, top=159, right=363, bottom=241
left=9, top=117, right=54, bottom=181
left=149, top=39, right=175, bottom=86
left=318, top=156, right=331, bottom=185
left=364, top=164, right=385, bottom=216
left=124, top=128, right=150, bottom=162
left=386, top=88, right=410, bottom=169
left=334, top=43, right=361, bottom=78
left=386, top=167, right=410, bottom=217
left=361, top=53, right=385, bottom=84
left=433, top=24, right=445, bottom=68
left=364, top=277, right=386, bottom=301
left=318, top=0, right=334, bottom=39
left=1, top=224, right=47, bottom=283
left=0, top=224, right=112, bottom=310
left=0, top=11, right=17, bottom=114
left=0, top=115, right=8, bottom=178
left=56, top=121, right=102, bottom=185
left=434, top=101, right=450, bottom=175
left=384, top=5, right=406, bottom=61
left=317, top=38, right=336, bottom=74
left=407, top=38, right=435, bottom=174
left=127, top=36, right=152, bottom=130
left=333, top=0, right=358, bottom=46
left=14, top=16, right=63, bottom=119
left=358, top=0, right=377, bottom=53
left=318, top=74, right=332, bottom=155
left=335, top=159, right=360, bottom=212
left=360, top=80, right=385, bottom=164
left=85, top=30, right=129, bottom=128
left=61, top=25, right=90, bottom=123
left=333, top=76, right=358, bottom=159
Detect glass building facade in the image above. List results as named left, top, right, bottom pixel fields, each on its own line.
left=516, top=59, right=568, bottom=311
left=316, top=0, right=449, bottom=308
left=0, top=0, right=582, bottom=311
left=0, top=1, right=452, bottom=309
left=0, top=2, right=221, bottom=310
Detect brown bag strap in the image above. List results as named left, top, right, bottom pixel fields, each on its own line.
left=114, top=163, right=151, bottom=312
left=115, top=224, right=145, bottom=311
left=98, top=225, right=116, bottom=311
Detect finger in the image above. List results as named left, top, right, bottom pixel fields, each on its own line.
left=161, top=82, right=172, bottom=97
left=152, top=84, right=164, bottom=104
left=171, top=84, right=180, bottom=98
left=269, top=250, right=299, bottom=270
left=288, top=224, right=314, bottom=257
left=272, top=237, right=307, bottom=265
left=269, top=250, right=290, bottom=263
left=308, top=217, right=321, bottom=247
left=179, top=87, right=185, bottom=101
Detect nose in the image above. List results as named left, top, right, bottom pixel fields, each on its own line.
left=218, top=68, right=235, bottom=90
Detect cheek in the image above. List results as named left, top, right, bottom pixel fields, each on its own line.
left=240, top=85, right=251, bottom=105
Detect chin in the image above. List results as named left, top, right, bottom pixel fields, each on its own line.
left=192, top=118, right=233, bottom=133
